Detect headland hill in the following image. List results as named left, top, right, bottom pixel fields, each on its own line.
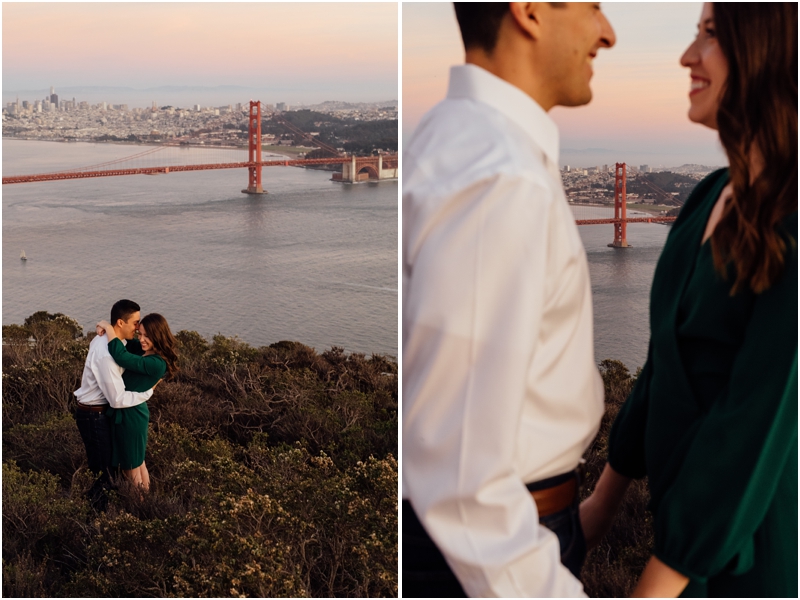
left=3, top=311, right=397, bottom=598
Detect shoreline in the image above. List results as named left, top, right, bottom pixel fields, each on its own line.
left=570, top=201, right=673, bottom=216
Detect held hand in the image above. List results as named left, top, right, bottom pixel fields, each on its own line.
left=96, top=324, right=106, bottom=336
left=630, top=556, right=689, bottom=597
left=580, top=463, right=632, bottom=551
left=579, top=492, right=617, bottom=551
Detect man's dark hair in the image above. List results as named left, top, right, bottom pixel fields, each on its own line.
left=453, top=3, right=510, bottom=53
left=110, top=299, right=140, bottom=325
left=453, top=2, right=567, bottom=53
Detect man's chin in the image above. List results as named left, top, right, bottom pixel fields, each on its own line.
left=559, top=88, right=593, bottom=108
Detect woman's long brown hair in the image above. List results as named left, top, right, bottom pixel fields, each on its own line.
left=140, top=313, right=179, bottom=377
left=712, top=3, right=797, bottom=295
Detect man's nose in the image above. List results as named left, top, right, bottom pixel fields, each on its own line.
left=600, top=12, right=617, bottom=48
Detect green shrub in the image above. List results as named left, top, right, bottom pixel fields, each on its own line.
left=3, top=414, right=87, bottom=486
left=3, top=552, right=49, bottom=598
left=2, top=313, right=399, bottom=597
left=580, top=359, right=652, bottom=598
left=2, top=461, right=89, bottom=572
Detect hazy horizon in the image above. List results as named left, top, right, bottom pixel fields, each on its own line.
left=3, top=3, right=398, bottom=107
left=2, top=84, right=398, bottom=111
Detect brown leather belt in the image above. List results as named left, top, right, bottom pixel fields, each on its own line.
left=76, top=403, right=108, bottom=412
left=530, top=477, right=578, bottom=517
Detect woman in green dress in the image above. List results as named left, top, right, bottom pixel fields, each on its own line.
left=580, top=3, right=797, bottom=597
left=97, top=313, right=179, bottom=492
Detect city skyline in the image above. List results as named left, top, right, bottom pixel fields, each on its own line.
left=403, top=2, right=729, bottom=168
left=3, top=3, right=398, bottom=106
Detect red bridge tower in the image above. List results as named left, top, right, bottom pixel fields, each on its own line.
left=608, top=162, right=630, bottom=248
left=242, top=101, right=267, bottom=195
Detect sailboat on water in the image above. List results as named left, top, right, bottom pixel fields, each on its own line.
left=20, top=250, right=27, bottom=261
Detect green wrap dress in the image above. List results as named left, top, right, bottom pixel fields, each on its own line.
left=608, top=169, right=798, bottom=598
left=106, top=338, right=166, bottom=470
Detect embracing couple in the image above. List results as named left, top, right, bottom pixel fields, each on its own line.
left=403, top=2, right=796, bottom=598
left=74, top=299, right=178, bottom=506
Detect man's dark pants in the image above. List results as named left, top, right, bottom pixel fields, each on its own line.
left=402, top=493, right=587, bottom=598
left=74, top=408, right=114, bottom=511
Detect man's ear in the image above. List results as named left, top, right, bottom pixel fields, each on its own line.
left=509, top=2, right=544, bottom=41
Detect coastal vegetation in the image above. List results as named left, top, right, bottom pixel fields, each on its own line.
left=581, top=359, right=652, bottom=597
left=262, top=109, right=398, bottom=155
left=4, top=312, right=655, bottom=597
left=3, top=312, right=397, bottom=598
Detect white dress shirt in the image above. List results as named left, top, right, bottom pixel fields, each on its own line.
left=403, top=64, right=604, bottom=598
left=74, top=334, right=152, bottom=408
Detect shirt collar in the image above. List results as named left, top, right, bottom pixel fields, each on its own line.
left=446, top=64, right=560, bottom=168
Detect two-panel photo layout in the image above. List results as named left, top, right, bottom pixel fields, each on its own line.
left=2, top=2, right=796, bottom=598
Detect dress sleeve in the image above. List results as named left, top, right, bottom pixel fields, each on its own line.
left=126, top=338, right=144, bottom=356
left=90, top=336, right=153, bottom=409
left=607, top=344, right=653, bottom=479
left=653, top=238, right=798, bottom=582
left=108, top=338, right=167, bottom=380
left=403, top=172, right=584, bottom=598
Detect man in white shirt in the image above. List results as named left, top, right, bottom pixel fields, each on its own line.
left=403, top=3, right=616, bottom=597
left=74, top=299, right=152, bottom=510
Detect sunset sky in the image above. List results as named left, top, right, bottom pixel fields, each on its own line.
left=3, top=3, right=398, bottom=106
left=403, top=2, right=728, bottom=168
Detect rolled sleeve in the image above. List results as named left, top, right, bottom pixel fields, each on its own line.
left=403, top=173, right=584, bottom=597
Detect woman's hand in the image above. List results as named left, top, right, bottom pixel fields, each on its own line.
left=630, top=556, right=689, bottom=597
left=580, top=491, right=618, bottom=551
left=97, top=320, right=116, bottom=340
left=579, top=463, right=632, bottom=551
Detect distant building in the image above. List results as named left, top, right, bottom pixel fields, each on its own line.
left=50, top=93, right=59, bottom=108
left=640, top=164, right=650, bottom=173
left=276, top=102, right=287, bottom=111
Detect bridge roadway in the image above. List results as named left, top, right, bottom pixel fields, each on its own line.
left=1, top=156, right=399, bottom=185
left=575, top=216, right=676, bottom=225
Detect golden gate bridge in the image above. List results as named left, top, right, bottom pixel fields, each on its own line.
left=2, top=101, right=398, bottom=190
left=573, top=162, right=677, bottom=248
left=3, top=103, right=675, bottom=247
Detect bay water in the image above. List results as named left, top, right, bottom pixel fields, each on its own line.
left=4, top=140, right=671, bottom=369
left=3, top=139, right=398, bottom=357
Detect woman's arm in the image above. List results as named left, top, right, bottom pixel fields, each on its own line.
left=107, top=338, right=166, bottom=379
left=647, top=232, right=797, bottom=583
left=97, top=320, right=117, bottom=341
left=631, top=556, right=690, bottom=597
left=580, top=463, right=632, bottom=550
